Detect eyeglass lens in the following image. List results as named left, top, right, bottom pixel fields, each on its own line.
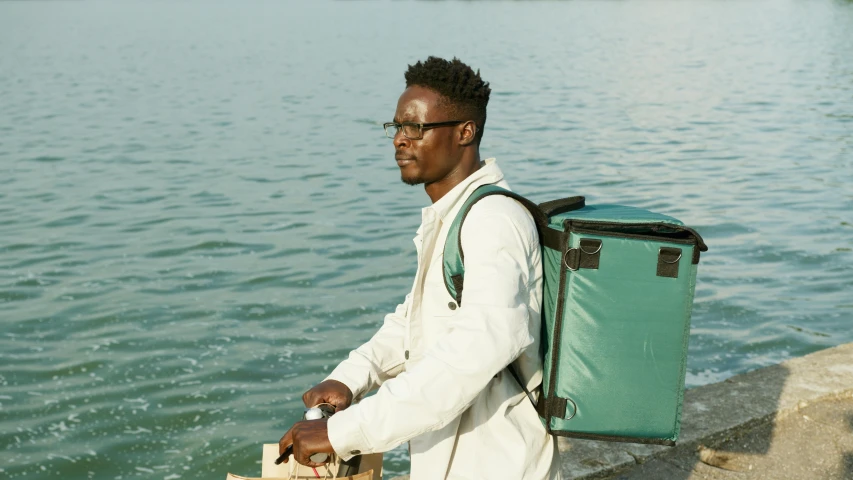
left=384, top=123, right=422, bottom=140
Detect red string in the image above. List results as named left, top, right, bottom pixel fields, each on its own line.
left=312, top=466, right=321, bottom=478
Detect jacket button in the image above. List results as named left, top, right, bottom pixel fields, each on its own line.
left=404, top=350, right=409, bottom=360
left=448, top=302, right=457, bottom=310
left=350, top=450, right=361, bottom=455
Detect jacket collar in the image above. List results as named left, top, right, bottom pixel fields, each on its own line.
left=426, top=158, right=504, bottom=222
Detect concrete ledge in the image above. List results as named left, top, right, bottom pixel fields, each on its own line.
left=560, top=342, right=853, bottom=479
left=388, top=343, right=853, bottom=480
left=599, top=390, right=853, bottom=479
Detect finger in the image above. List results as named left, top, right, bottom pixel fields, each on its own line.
left=303, top=390, right=333, bottom=408
left=278, top=427, right=294, bottom=461
left=320, top=393, right=346, bottom=411
left=299, top=457, right=326, bottom=468
left=333, top=398, right=348, bottom=411
left=294, top=449, right=327, bottom=468
left=274, top=444, right=292, bottom=465
left=292, top=419, right=333, bottom=468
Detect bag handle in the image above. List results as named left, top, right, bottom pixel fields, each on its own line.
left=286, top=461, right=334, bottom=480
left=538, top=196, right=585, bottom=217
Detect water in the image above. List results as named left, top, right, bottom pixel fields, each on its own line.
left=1, top=0, right=851, bottom=477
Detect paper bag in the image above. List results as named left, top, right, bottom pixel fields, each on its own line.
left=225, top=471, right=373, bottom=480
left=225, top=443, right=382, bottom=480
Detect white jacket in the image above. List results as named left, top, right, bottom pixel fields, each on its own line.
left=326, top=159, right=561, bottom=480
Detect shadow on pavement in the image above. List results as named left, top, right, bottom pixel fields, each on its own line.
left=608, top=369, right=853, bottom=480
left=844, top=412, right=853, bottom=479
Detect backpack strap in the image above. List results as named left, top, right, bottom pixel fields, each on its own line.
left=442, top=185, right=584, bottom=303
left=442, top=185, right=587, bottom=420
left=441, top=184, right=554, bottom=412
left=443, top=185, right=548, bottom=305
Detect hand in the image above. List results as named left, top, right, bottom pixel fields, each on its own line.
left=303, top=379, right=353, bottom=411
left=278, top=418, right=334, bottom=467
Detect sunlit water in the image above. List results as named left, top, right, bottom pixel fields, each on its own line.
left=1, top=1, right=851, bottom=478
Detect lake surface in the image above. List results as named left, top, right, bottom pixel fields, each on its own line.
left=1, top=0, right=851, bottom=477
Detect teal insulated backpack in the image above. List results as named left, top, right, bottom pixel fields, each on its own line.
left=443, top=185, right=708, bottom=446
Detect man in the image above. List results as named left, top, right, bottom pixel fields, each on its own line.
left=279, top=56, right=560, bottom=479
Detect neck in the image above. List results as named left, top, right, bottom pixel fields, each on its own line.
left=424, top=149, right=482, bottom=203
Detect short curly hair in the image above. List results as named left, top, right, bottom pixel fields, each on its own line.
left=405, top=56, right=491, bottom=144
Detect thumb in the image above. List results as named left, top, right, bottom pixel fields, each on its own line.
left=278, top=427, right=294, bottom=463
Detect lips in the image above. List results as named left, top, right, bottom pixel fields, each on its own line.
left=395, top=154, right=415, bottom=166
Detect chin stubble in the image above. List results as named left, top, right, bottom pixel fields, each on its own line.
left=401, top=174, right=423, bottom=186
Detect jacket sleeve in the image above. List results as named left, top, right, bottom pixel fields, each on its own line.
left=324, top=293, right=411, bottom=400
left=327, top=199, right=537, bottom=458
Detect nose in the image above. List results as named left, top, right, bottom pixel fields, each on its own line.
left=393, top=130, right=409, bottom=149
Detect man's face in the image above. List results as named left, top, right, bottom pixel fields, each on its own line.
left=393, top=86, right=460, bottom=186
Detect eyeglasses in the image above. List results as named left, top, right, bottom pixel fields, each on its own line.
left=383, top=121, right=465, bottom=140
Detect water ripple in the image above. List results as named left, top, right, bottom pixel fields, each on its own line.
left=1, top=0, right=852, bottom=478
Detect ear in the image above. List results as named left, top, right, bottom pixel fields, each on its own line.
left=458, top=121, right=477, bottom=146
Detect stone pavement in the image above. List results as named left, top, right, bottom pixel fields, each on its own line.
left=603, top=391, right=853, bottom=480
left=390, top=342, right=853, bottom=480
